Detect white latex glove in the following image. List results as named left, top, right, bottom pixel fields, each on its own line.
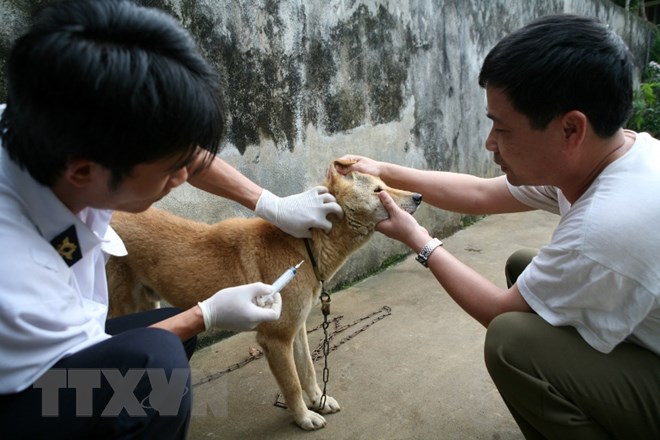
left=255, top=186, right=344, bottom=238
left=197, top=283, right=282, bottom=331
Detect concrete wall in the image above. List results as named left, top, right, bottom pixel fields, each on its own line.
left=1, top=0, right=654, bottom=289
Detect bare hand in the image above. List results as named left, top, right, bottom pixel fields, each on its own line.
left=335, top=155, right=384, bottom=177
left=376, top=191, right=431, bottom=252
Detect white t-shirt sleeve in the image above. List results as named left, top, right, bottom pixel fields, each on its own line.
left=507, top=181, right=562, bottom=214
left=518, top=246, right=657, bottom=354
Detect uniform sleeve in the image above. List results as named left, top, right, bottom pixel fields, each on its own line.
left=0, top=223, right=109, bottom=393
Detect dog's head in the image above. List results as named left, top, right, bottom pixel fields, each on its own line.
left=324, top=159, right=422, bottom=236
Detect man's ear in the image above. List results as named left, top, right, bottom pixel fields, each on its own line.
left=561, top=111, right=587, bottom=148
left=63, top=159, right=96, bottom=188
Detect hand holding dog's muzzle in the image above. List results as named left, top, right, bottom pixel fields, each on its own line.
left=255, top=187, right=343, bottom=238
left=376, top=191, right=431, bottom=249
left=198, top=283, right=282, bottom=331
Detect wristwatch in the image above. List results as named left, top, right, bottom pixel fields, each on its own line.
left=415, top=238, right=443, bottom=267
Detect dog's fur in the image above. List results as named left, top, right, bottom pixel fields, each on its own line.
left=106, top=160, right=421, bottom=430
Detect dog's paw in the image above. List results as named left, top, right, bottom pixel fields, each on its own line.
left=295, top=409, right=327, bottom=431
left=310, top=395, right=341, bottom=414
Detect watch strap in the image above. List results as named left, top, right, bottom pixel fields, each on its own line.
left=415, top=238, right=443, bottom=267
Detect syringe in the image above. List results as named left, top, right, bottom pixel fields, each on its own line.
left=256, top=260, right=304, bottom=306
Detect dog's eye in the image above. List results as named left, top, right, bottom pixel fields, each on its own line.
left=374, top=187, right=383, bottom=193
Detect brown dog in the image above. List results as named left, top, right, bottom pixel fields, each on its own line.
left=106, top=160, right=421, bottom=430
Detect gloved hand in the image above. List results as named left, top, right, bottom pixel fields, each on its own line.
left=197, top=283, right=282, bottom=331
left=255, top=186, right=344, bottom=238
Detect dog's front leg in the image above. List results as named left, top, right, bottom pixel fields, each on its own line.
left=258, top=333, right=327, bottom=430
left=293, top=324, right=341, bottom=414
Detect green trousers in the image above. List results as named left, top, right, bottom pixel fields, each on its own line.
left=484, top=249, right=660, bottom=440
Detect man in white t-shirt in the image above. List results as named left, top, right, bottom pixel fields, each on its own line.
left=0, top=1, right=341, bottom=438
left=339, top=14, right=659, bottom=439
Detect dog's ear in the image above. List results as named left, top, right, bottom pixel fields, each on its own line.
left=326, top=163, right=337, bottom=182
left=327, top=159, right=356, bottom=185
left=333, top=158, right=357, bottom=171
left=330, top=159, right=356, bottom=178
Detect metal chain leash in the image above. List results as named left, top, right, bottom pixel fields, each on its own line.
left=192, top=347, right=264, bottom=388
left=273, top=301, right=391, bottom=409
left=192, top=303, right=393, bottom=391
left=318, top=286, right=331, bottom=410
left=308, top=304, right=392, bottom=361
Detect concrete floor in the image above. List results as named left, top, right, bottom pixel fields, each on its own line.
left=188, top=210, right=558, bottom=439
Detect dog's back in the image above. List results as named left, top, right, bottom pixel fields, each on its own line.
left=107, top=161, right=421, bottom=320
left=108, top=209, right=312, bottom=316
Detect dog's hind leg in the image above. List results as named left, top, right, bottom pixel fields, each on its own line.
left=132, top=283, right=161, bottom=312
left=293, top=323, right=340, bottom=414
left=257, top=332, right=327, bottom=430
left=107, top=257, right=139, bottom=317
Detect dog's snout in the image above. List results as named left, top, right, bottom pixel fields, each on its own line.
left=413, top=193, right=422, bottom=205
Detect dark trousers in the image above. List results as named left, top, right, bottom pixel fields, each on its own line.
left=488, top=250, right=660, bottom=439
left=0, top=308, right=196, bottom=440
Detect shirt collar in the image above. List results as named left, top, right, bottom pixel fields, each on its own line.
left=0, top=148, right=126, bottom=262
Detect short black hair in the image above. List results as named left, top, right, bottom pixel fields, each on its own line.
left=1, top=0, right=224, bottom=187
left=479, top=14, right=633, bottom=138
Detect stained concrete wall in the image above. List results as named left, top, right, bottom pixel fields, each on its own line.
left=0, top=0, right=654, bottom=289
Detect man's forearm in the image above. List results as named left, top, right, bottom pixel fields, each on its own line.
left=380, top=165, right=530, bottom=216
left=150, top=306, right=206, bottom=341
left=423, top=245, right=532, bottom=327
left=187, top=156, right=263, bottom=211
